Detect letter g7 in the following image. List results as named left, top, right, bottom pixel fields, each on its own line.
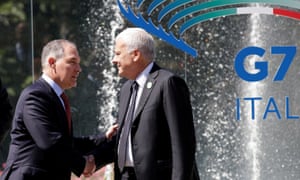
left=234, top=46, right=296, bottom=82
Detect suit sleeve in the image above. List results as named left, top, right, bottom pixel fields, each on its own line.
left=22, top=90, right=88, bottom=176
left=163, top=76, right=196, bottom=180
left=73, top=133, right=107, bottom=154
left=22, top=90, right=111, bottom=177
left=71, top=133, right=108, bottom=176
left=0, top=79, right=12, bottom=143
left=22, top=91, right=68, bottom=151
left=89, top=135, right=116, bottom=169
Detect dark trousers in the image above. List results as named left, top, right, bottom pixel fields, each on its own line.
left=121, top=167, right=137, bottom=180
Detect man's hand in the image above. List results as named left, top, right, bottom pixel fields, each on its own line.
left=106, top=124, right=118, bottom=140
left=83, top=155, right=96, bottom=177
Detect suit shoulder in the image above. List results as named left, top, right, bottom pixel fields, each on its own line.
left=120, top=79, right=133, bottom=91
left=158, top=68, right=174, bottom=77
left=20, top=79, right=53, bottom=99
left=156, top=68, right=186, bottom=83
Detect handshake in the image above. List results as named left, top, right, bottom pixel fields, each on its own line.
left=82, top=124, right=118, bottom=178
left=82, top=154, right=96, bottom=177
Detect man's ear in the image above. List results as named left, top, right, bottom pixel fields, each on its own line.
left=132, top=49, right=141, bottom=62
left=48, top=57, right=56, bottom=68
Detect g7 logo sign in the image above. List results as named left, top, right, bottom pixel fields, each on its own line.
left=117, top=0, right=300, bottom=57
left=234, top=46, right=296, bottom=82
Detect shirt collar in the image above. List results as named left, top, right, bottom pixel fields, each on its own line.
left=42, top=74, right=64, bottom=97
left=135, top=62, right=153, bottom=88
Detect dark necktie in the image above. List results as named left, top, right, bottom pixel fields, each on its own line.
left=61, top=92, right=72, bottom=133
left=118, top=81, right=138, bottom=171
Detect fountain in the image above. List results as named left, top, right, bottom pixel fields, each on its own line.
left=53, top=0, right=300, bottom=179
left=2, top=0, right=300, bottom=179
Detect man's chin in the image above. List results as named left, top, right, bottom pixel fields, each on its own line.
left=65, top=83, right=77, bottom=89
left=72, top=83, right=77, bottom=87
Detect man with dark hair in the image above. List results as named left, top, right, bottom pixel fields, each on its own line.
left=0, top=39, right=117, bottom=180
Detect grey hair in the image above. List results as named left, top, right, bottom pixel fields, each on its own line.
left=41, top=39, right=76, bottom=69
left=116, top=28, right=155, bottom=61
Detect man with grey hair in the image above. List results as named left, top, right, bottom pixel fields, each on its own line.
left=92, top=27, right=199, bottom=180
left=1, top=39, right=117, bottom=180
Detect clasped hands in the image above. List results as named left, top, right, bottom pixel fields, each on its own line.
left=82, top=124, right=118, bottom=177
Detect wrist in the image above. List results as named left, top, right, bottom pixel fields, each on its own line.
left=83, top=154, right=96, bottom=177
left=86, top=154, right=94, bottom=163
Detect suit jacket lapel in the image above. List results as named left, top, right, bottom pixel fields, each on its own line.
left=119, top=80, right=134, bottom=128
left=39, top=78, right=65, bottom=115
left=38, top=78, right=71, bottom=135
left=133, top=63, right=160, bottom=123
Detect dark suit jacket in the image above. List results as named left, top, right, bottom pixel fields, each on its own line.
left=94, top=63, right=200, bottom=180
left=0, top=78, right=12, bottom=144
left=0, top=78, right=106, bottom=180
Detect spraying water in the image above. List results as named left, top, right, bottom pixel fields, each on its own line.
left=77, top=1, right=300, bottom=179
left=80, top=0, right=124, bottom=131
